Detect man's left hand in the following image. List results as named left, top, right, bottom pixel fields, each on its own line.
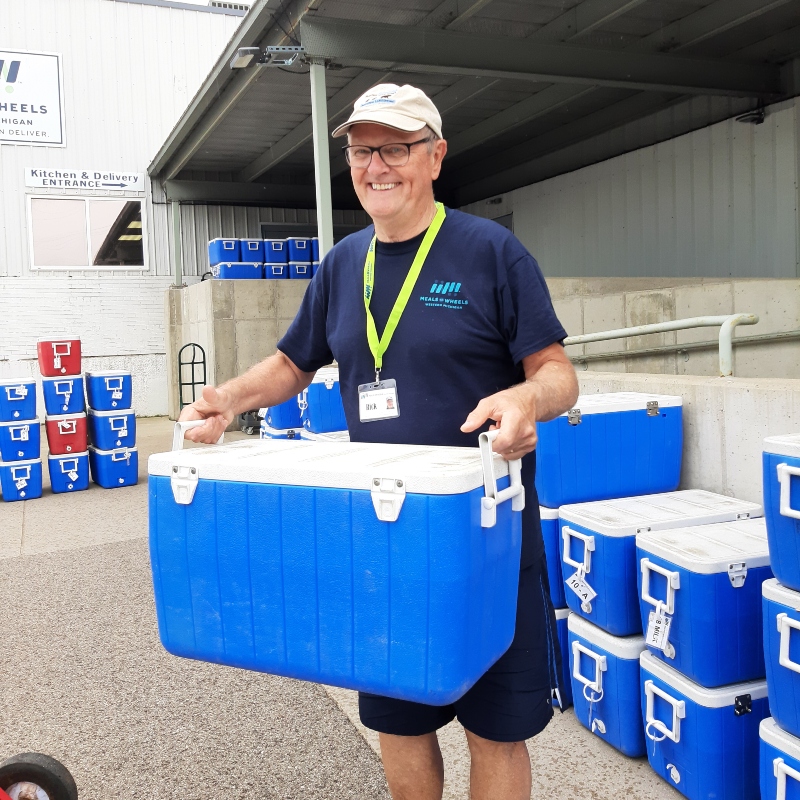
left=461, top=384, right=538, bottom=460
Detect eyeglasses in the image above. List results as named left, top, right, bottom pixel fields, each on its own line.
left=342, top=137, right=433, bottom=168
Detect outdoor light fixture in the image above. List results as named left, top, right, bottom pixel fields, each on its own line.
left=229, top=45, right=305, bottom=70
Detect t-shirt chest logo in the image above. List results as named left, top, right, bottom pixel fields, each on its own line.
left=420, top=281, right=469, bottom=309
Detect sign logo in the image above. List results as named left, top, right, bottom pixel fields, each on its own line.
left=1, top=60, right=21, bottom=94
left=429, top=281, right=461, bottom=295
left=420, top=281, right=468, bottom=310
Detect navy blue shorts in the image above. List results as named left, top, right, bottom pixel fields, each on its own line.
left=358, top=555, right=560, bottom=743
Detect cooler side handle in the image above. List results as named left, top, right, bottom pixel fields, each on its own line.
left=479, top=430, right=525, bottom=528
left=641, top=557, right=680, bottom=615
left=571, top=640, right=607, bottom=699
left=774, top=758, right=800, bottom=800
left=562, top=525, right=595, bottom=573
left=777, top=463, right=800, bottom=521
left=172, top=420, right=225, bottom=451
left=777, top=613, right=800, bottom=675
left=644, top=679, right=685, bottom=743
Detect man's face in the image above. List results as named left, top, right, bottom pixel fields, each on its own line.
left=347, top=123, right=447, bottom=224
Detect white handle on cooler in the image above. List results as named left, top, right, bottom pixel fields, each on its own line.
left=774, top=758, right=800, bottom=800
left=478, top=430, right=525, bottom=528
left=777, top=613, right=800, bottom=675
left=777, top=464, right=800, bottom=521
left=571, top=641, right=607, bottom=699
left=562, top=525, right=595, bottom=573
left=644, top=680, right=685, bottom=743
left=172, top=419, right=225, bottom=451
left=641, top=558, right=680, bottom=615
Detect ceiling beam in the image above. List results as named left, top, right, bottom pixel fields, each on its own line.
left=164, top=179, right=360, bottom=208
left=420, top=0, right=496, bottom=30
left=300, top=17, right=783, bottom=97
left=531, top=0, right=648, bottom=42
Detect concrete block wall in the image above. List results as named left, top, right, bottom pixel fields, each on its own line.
left=578, top=372, right=800, bottom=506
left=166, top=279, right=309, bottom=421
left=548, top=278, right=800, bottom=379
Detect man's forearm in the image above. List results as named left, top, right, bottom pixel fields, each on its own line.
left=523, top=359, right=579, bottom=422
left=219, top=350, right=313, bottom=416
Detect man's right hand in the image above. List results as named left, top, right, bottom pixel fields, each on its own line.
left=178, top=385, right=236, bottom=444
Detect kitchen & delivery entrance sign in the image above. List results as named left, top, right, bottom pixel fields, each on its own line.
left=0, top=50, right=65, bottom=146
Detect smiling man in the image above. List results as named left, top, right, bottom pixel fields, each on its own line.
left=180, top=83, right=579, bottom=800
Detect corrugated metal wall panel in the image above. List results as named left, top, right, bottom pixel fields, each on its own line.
left=461, top=98, right=800, bottom=279
left=0, top=0, right=241, bottom=278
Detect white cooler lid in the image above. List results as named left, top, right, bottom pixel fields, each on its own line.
left=88, top=445, right=138, bottom=454
left=88, top=408, right=135, bottom=417
left=560, top=490, right=762, bottom=537
left=85, top=369, right=130, bottom=377
left=568, top=613, right=646, bottom=659
left=640, top=651, right=767, bottom=707
left=41, top=374, right=82, bottom=382
left=559, top=391, right=682, bottom=417
left=636, top=517, right=770, bottom=573
left=761, top=718, right=800, bottom=759
left=0, top=377, right=34, bottom=385
left=260, top=425, right=303, bottom=436
left=539, top=506, right=560, bottom=520
left=149, top=439, right=510, bottom=495
left=554, top=607, right=570, bottom=621
left=764, top=433, right=800, bottom=459
left=763, top=578, right=800, bottom=609
left=0, top=417, right=39, bottom=427
left=312, top=366, right=339, bottom=384
left=300, top=429, right=350, bottom=441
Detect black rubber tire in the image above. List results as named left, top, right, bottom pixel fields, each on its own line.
left=243, top=426, right=255, bottom=436
left=0, top=753, right=78, bottom=800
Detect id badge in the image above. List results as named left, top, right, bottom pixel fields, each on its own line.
left=358, top=379, right=400, bottom=422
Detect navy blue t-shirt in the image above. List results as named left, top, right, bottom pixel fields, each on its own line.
left=278, top=208, right=567, bottom=567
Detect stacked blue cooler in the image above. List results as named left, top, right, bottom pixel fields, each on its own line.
left=264, top=238, right=288, bottom=279
left=85, top=370, right=138, bottom=488
left=42, top=373, right=89, bottom=494
left=299, top=367, right=348, bottom=435
left=259, top=397, right=303, bottom=440
left=287, top=237, right=312, bottom=279
left=207, top=237, right=262, bottom=280
left=0, top=377, right=42, bottom=501
left=760, top=434, right=800, bottom=800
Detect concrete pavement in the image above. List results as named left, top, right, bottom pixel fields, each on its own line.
left=0, top=417, right=678, bottom=799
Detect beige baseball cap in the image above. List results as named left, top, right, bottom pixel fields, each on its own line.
left=331, top=83, right=443, bottom=139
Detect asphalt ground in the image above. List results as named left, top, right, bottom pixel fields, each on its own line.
left=0, top=417, right=678, bottom=799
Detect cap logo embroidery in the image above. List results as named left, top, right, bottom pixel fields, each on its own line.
left=359, top=87, right=399, bottom=108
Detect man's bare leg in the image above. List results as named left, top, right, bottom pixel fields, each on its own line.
left=379, top=731, right=445, bottom=800
left=465, top=729, right=531, bottom=800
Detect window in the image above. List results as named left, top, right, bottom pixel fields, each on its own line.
left=28, top=196, right=146, bottom=270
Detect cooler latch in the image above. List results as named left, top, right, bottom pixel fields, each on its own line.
left=171, top=465, right=199, bottom=505
left=371, top=477, right=406, bottom=522
left=567, top=409, right=582, bottom=426
left=734, top=694, right=752, bottom=716
left=647, top=400, right=659, bottom=416
left=728, top=562, right=748, bottom=588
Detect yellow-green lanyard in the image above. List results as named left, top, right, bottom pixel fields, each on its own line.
left=364, top=202, right=446, bottom=381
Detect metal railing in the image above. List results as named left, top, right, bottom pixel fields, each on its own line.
left=564, top=314, right=759, bottom=377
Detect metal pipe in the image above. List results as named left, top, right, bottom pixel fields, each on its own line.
left=171, top=201, right=184, bottom=288
left=309, top=60, right=334, bottom=259
left=564, top=313, right=759, bottom=377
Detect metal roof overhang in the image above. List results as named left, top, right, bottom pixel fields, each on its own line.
left=149, top=0, right=800, bottom=211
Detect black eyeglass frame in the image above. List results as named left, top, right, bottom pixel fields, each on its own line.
left=341, top=136, right=434, bottom=167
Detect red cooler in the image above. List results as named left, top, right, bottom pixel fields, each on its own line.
left=38, top=337, right=81, bottom=376
left=45, top=412, right=88, bottom=454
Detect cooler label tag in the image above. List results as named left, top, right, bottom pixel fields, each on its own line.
left=566, top=569, right=597, bottom=605
left=68, top=470, right=79, bottom=481
left=646, top=604, right=673, bottom=652
left=112, top=390, right=123, bottom=399
left=358, top=379, right=400, bottom=422
left=15, top=478, right=27, bottom=490
left=14, top=385, right=28, bottom=397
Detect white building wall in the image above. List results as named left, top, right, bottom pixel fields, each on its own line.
left=461, top=98, right=800, bottom=280
left=0, top=0, right=241, bottom=414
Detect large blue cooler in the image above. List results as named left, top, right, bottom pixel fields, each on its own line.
left=48, top=451, right=89, bottom=494
left=265, top=397, right=302, bottom=430
left=535, top=392, right=683, bottom=507
left=554, top=608, right=572, bottom=709
left=299, top=429, right=350, bottom=442
left=540, top=506, right=564, bottom=608
left=85, top=370, right=132, bottom=411
left=88, top=445, right=138, bottom=488
left=763, top=578, right=800, bottom=739
left=289, top=262, right=311, bottom=279
left=300, top=367, right=347, bottom=434
left=641, top=651, right=768, bottom=800
left=763, top=434, right=800, bottom=592
left=0, top=457, right=42, bottom=501
left=265, top=263, right=288, bottom=279
left=637, top=518, right=771, bottom=687
left=0, top=378, right=36, bottom=422
left=208, top=238, right=240, bottom=265
left=240, top=238, right=264, bottom=262
left=259, top=422, right=302, bottom=440
left=568, top=613, right=646, bottom=756
left=561, top=491, right=762, bottom=636
left=761, top=717, right=800, bottom=800
left=42, top=374, right=85, bottom=415
left=148, top=431, right=526, bottom=704
left=212, top=262, right=263, bottom=280
left=0, top=419, right=41, bottom=462
left=286, top=237, right=311, bottom=262
left=264, top=238, right=288, bottom=264
left=88, top=408, right=136, bottom=450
